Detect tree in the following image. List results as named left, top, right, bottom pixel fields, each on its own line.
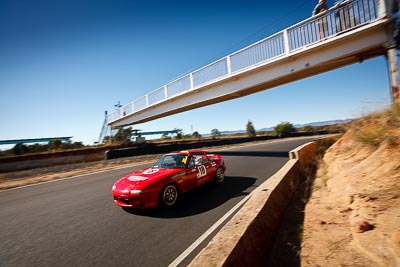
left=29, top=143, right=48, bottom=153
left=211, top=128, right=220, bottom=139
left=114, top=127, right=133, bottom=143
left=103, top=136, right=111, bottom=144
left=161, top=133, right=171, bottom=140
left=192, top=131, right=202, bottom=139
left=174, top=128, right=183, bottom=139
left=72, top=142, right=84, bottom=148
left=48, top=139, right=62, bottom=150
left=246, top=120, right=256, bottom=137
left=274, top=122, right=296, bottom=137
left=12, top=143, right=29, bottom=155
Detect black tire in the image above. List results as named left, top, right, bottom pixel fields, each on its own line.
left=214, top=167, right=225, bottom=184
left=159, top=184, right=179, bottom=207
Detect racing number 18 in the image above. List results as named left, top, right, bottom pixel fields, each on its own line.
left=197, top=165, right=207, bottom=178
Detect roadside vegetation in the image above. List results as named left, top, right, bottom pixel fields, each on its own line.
left=0, top=120, right=346, bottom=159
left=350, top=104, right=400, bottom=147
left=1, top=140, right=85, bottom=157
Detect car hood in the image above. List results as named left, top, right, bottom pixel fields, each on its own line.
left=113, top=167, right=184, bottom=190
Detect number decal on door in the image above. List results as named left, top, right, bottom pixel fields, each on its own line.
left=197, top=165, right=207, bottom=178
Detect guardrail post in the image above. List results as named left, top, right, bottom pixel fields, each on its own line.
left=377, top=0, right=388, bottom=18
left=227, top=56, right=232, bottom=76
left=164, top=85, right=168, bottom=99
left=283, top=29, right=290, bottom=55
left=190, top=73, right=194, bottom=90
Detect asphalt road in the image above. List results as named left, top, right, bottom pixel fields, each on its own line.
left=0, top=136, right=320, bottom=267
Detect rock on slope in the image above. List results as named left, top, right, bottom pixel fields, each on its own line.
left=301, top=107, right=400, bottom=266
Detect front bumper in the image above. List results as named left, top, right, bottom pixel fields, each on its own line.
left=112, top=191, right=158, bottom=209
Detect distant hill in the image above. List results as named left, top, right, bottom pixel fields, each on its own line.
left=293, top=119, right=353, bottom=128
left=202, top=119, right=353, bottom=136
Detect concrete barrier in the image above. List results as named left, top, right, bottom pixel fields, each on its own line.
left=188, top=139, right=324, bottom=266
left=0, top=152, right=105, bottom=172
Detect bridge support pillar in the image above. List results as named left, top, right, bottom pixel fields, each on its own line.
left=387, top=46, right=399, bottom=105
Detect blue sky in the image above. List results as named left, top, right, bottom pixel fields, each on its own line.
left=0, top=0, right=392, bottom=146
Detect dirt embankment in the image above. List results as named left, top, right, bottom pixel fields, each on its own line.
left=301, top=107, right=400, bottom=266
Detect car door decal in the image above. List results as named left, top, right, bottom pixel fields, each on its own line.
left=197, top=165, right=207, bottom=179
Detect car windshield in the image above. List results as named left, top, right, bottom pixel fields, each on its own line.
left=153, top=154, right=187, bottom=169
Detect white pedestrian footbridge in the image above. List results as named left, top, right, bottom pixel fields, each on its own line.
left=107, top=0, right=399, bottom=128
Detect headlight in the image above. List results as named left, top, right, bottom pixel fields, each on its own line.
left=130, top=190, right=143, bottom=195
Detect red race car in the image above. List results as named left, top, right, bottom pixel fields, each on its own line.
left=111, top=149, right=226, bottom=209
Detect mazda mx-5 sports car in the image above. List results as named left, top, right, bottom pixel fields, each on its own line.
left=111, top=150, right=226, bottom=209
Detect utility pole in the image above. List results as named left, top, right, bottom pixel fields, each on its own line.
left=387, top=46, right=399, bottom=105
left=385, top=0, right=400, bottom=105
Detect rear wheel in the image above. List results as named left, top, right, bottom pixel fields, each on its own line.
left=159, top=184, right=179, bottom=207
left=214, top=167, right=225, bottom=184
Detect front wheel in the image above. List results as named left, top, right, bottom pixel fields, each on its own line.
left=159, top=184, right=179, bottom=207
left=214, top=167, right=225, bottom=184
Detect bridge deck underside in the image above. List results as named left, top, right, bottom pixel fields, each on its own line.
left=110, top=19, right=390, bottom=128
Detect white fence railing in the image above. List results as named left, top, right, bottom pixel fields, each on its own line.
left=108, top=0, right=385, bottom=124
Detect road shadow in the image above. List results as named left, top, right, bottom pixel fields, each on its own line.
left=122, top=175, right=257, bottom=218
left=208, top=151, right=288, bottom=158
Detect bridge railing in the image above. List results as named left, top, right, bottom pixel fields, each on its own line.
left=108, top=0, right=384, bottom=125
left=288, top=0, right=380, bottom=50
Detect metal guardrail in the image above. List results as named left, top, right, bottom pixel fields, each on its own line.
left=107, top=0, right=385, bottom=124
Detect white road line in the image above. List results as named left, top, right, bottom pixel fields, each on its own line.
left=168, top=190, right=254, bottom=267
